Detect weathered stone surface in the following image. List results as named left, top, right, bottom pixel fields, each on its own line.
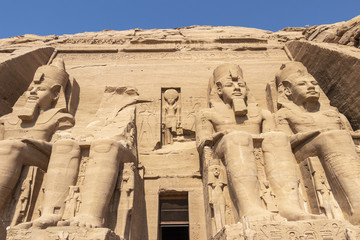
left=286, top=40, right=360, bottom=129
left=303, top=15, right=360, bottom=48
left=7, top=226, right=119, bottom=240
left=0, top=22, right=359, bottom=240
left=214, top=220, right=360, bottom=240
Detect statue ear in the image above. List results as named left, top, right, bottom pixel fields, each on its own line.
left=284, top=86, right=292, bottom=97
left=216, top=82, right=222, bottom=96
left=51, top=85, right=61, bottom=102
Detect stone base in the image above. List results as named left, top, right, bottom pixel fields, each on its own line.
left=213, top=219, right=360, bottom=240
left=6, top=226, right=119, bottom=240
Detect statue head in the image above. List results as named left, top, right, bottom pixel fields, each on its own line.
left=25, top=58, right=69, bottom=110
left=163, top=89, right=179, bottom=105
left=213, top=63, right=248, bottom=106
left=276, top=62, right=320, bottom=106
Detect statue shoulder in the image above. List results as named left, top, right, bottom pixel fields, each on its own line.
left=54, top=112, right=75, bottom=130
left=196, top=108, right=215, bottom=120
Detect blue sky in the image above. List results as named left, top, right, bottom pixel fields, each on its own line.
left=1, top=0, right=359, bottom=39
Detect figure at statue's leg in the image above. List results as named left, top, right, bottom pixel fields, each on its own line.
left=71, top=139, right=122, bottom=228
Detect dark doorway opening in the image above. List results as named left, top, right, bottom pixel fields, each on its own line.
left=159, top=192, right=189, bottom=240
left=161, top=226, right=189, bottom=240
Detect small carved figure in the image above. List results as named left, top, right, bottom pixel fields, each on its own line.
left=62, top=186, right=81, bottom=221
left=312, top=170, right=343, bottom=220
left=162, top=88, right=181, bottom=145
left=208, top=165, right=226, bottom=232
left=275, top=61, right=360, bottom=224
left=116, top=162, right=135, bottom=239
left=10, top=175, right=32, bottom=226
left=259, top=181, right=278, bottom=213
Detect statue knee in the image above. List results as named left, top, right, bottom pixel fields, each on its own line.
left=0, top=140, right=26, bottom=156
left=52, top=139, right=80, bottom=155
left=91, top=139, right=119, bottom=153
left=262, top=132, right=289, bottom=151
left=223, top=131, right=252, bottom=146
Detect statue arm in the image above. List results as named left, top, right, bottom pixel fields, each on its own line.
left=195, top=110, right=215, bottom=152
left=274, top=109, right=293, bottom=135
left=339, top=113, right=354, bottom=131
left=261, top=109, right=275, bottom=132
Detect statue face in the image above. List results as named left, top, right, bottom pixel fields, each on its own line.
left=213, top=167, right=220, bottom=177
left=166, top=96, right=176, bottom=105
left=217, top=76, right=248, bottom=106
left=286, top=75, right=320, bottom=104
left=25, top=81, right=58, bottom=109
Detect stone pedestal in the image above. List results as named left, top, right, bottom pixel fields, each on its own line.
left=6, top=226, right=119, bottom=240
left=213, top=219, right=360, bottom=240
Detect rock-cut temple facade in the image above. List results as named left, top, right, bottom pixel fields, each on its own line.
left=0, top=16, right=360, bottom=240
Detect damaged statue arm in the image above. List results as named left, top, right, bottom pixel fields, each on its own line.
left=261, top=109, right=276, bottom=133
left=195, top=110, right=217, bottom=153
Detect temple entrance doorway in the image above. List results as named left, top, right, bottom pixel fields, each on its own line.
left=159, top=192, right=189, bottom=240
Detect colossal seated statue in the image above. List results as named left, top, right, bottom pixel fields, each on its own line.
left=274, top=61, right=360, bottom=224
left=0, top=59, right=77, bottom=219
left=195, top=63, right=323, bottom=222
left=15, top=85, right=138, bottom=235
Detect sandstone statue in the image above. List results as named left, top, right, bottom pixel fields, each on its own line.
left=0, top=59, right=77, bottom=223
left=195, top=63, right=323, bottom=221
left=162, top=88, right=181, bottom=145
left=208, top=164, right=226, bottom=232
left=274, top=61, right=360, bottom=224
left=15, top=86, right=138, bottom=230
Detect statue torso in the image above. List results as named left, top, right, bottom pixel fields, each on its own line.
left=1, top=109, right=74, bottom=142
left=279, top=107, right=342, bottom=133
left=207, top=104, right=263, bottom=135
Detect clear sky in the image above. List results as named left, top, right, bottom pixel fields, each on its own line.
left=1, top=0, right=359, bottom=39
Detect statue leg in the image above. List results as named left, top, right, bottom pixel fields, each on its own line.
left=216, top=132, right=274, bottom=220
left=262, top=132, right=324, bottom=221
left=0, top=140, right=49, bottom=214
left=71, top=139, right=124, bottom=228
left=304, top=130, right=360, bottom=224
left=28, top=140, right=80, bottom=229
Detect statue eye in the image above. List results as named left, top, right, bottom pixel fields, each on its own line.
left=27, top=86, right=34, bottom=91
left=224, top=82, right=233, bottom=87
left=297, top=81, right=306, bottom=86
left=311, top=81, right=318, bottom=85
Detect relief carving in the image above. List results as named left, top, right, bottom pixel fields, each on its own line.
left=208, top=164, right=227, bottom=232
left=161, top=88, right=182, bottom=145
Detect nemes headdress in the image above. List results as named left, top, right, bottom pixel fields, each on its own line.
left=213, top=63, right=244, bottom=83
left=275, top=61, right=309, bottom=87
left=33, top=58, right=69, bottom=89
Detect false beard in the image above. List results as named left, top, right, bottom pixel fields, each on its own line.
left=18, top=100, right=39, bottom=121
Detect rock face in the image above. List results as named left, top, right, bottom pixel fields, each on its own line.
left=303, top=15, right=360, bottom=49
left=0, top=20, right=359, bottom=240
